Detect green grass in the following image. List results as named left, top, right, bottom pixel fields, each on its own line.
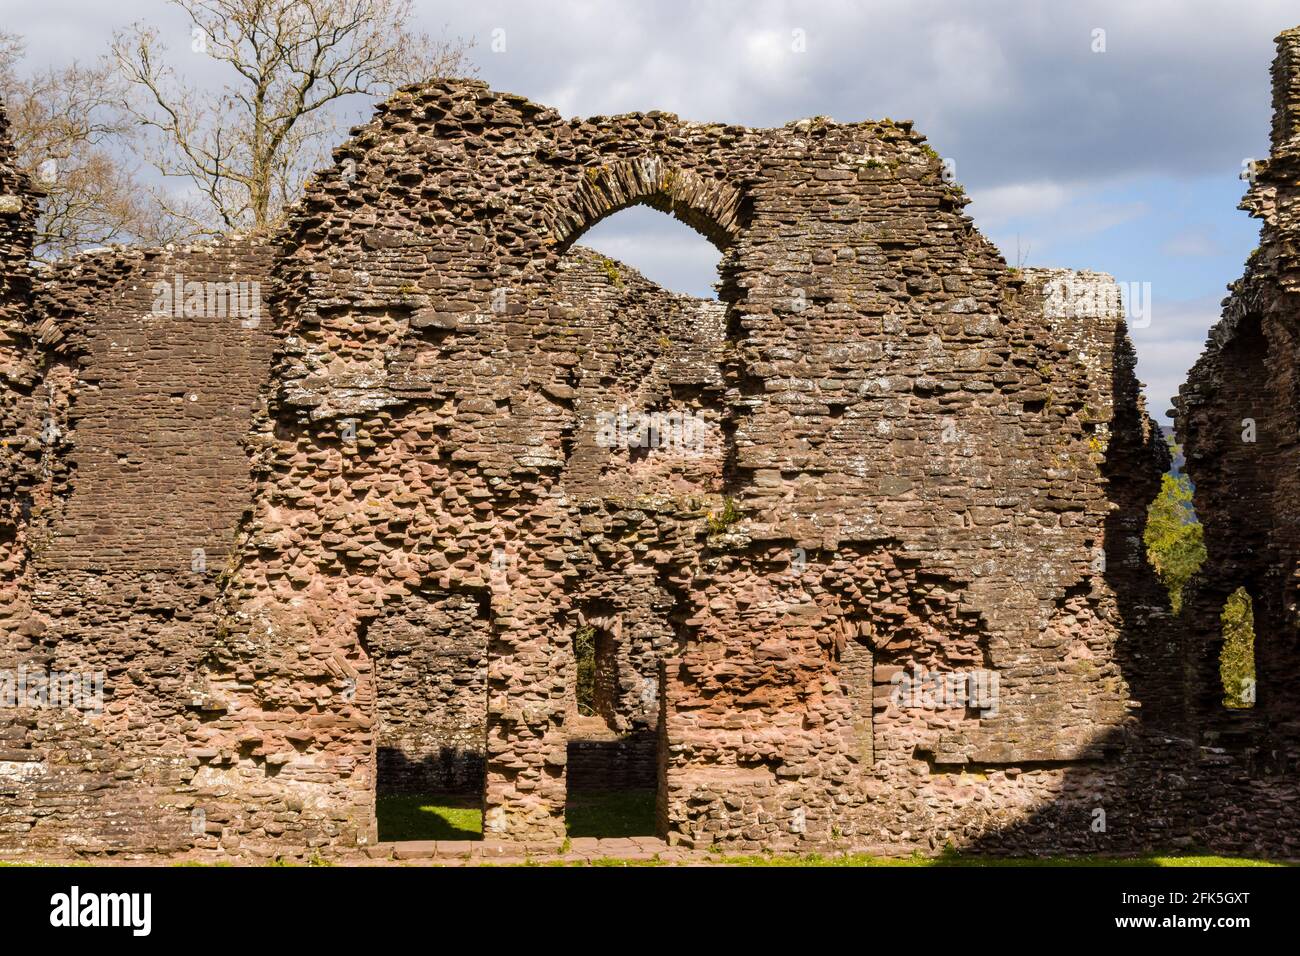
left=0, top=860, right=92, bottom=867
left=527, top=850, right=1283, bottom=868
left=376, top=789, right=657, bottom=842
left=376, top=794, right=483, bottom=841
left=564, top=789, right=657, bottom=838
left=715, top=852, right=1282, bottom=867
left=375, top=796, right=1286, bottom=866
left=539, top=850, right=1282, bottom=868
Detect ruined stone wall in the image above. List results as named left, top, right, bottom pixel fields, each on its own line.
left=370, top=591, right=490, bottom=794
left=368, top=247, right=714, bottom=795
left=1174, top=26, right=1300, bottom=856
left=5, top=58, right=1291, bottom=860
left=0, top=104, right=40, bottom=590
left=195, top=78, right=1171, bottom=854
left=655, top=266, right=1178, bottom=850
left=0, top=215, right=719, bottom=851
left=0, top=238, right=278, bottom=855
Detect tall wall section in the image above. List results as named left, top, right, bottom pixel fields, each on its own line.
left=369, top=247, right=726, bottom=796
left=0, top=104, right=40, bottom=590
left=0, top=76, right=1233, bottom=860
left=1175, top=26, right=1300, bottom=854
left=205, top=80, right=1170, bottom=854
left=0, top=223, right=730, bottom=853
left=0, top=235, right=278, bottom=854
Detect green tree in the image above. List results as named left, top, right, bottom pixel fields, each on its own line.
left=1144, top=472, right=1207, bottom=613
left=1220, top=588, right=1256, bottom=709
left=573, top=624, right=596, bottom=717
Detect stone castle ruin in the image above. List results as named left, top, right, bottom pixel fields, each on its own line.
left=0, top=28, right=1297, bottom=860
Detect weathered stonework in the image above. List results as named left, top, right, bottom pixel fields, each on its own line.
left=0, top=31, right=1296, bottom=860
left=0, top=104, right=39, bottom=589
left=1174, top=26, right=1300, bottom=855
left=0, top=233, right=277, bottom=853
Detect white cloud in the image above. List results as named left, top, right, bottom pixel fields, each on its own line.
left=967, top=181, right=1072, bottom=225
left=983, top=188, right=1150, bottom=262
left=1161, top=225, right=1225, bottom=257
left=11, top=0, right=1297, bottom=412
left=924, top=20, right=1011, bottom=110
left=1059, top=200, right=1151, bottom=239
left=1129, top=293, right=1225, bottom=417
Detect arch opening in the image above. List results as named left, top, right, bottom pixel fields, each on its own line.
left=550, top=157, right=746, bottom=257
left=550, top=205, right=738, bottom=840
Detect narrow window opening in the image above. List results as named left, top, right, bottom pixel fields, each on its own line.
left=1143, top=438, right=1206, bottom=614
left=1220, top=587, right=1257, bottom=709
left=841, top=636, right=875, bottom=769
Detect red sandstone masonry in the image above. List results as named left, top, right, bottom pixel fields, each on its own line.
left=0, top=30, right=1297, bottom=860
left=0, top=104, right=40, bottom=588
left=0, top=237, right=277, bottom=853
left=210, top=80, right=1169, bottom=852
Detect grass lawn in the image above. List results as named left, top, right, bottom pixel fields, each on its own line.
left=564, top=789, right=656, bottom=838
left=377, top=793, right=482, bottom=841
left=376, top=789, right=656, bottom=842
left=377, top=793, right=1284, bottom=866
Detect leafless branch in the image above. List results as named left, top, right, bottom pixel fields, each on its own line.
left=111, top=0, right=475, bottom=235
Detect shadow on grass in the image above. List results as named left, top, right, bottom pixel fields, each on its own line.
left=377, top=794, right=482, bottom=842
left=716, top=845, right=1289, bottom=867
left=375, top=794, right=1280, bottom=866
left=564, top=789, right=657, bottom=838
left=377, top=790, right=659, bottom=841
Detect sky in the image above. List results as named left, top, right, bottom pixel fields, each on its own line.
left=8, top=0, right=1299, bottom=418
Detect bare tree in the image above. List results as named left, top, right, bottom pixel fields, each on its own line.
left=0, top=31, right=173, bottom=260
left=112, top=0, right=476, bottom=236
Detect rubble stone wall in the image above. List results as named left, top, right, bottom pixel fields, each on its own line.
left=0, top=234, right=278, bottom=853
left=0, top=104, right=40, bottom=589
left=367, top=249, right=712, bottom=797
left=1174, top=26, right=1300, bottom=856
left=1, top=31, right=1297, bottom=858
left=203, top=79, right=1170, bottom=853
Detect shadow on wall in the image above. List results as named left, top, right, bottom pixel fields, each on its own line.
left=963, top=322, right=1291, bottom=858
left=955, top=322, right=1186, bottom=854
left=377, top=746, right=485, bottom=796
left=567, top=730, right=658, bottom=791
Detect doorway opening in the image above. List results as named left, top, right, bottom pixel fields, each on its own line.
left=566, top=617, right=659, bottom=838
left=369, top=593, right=490, bottom=843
